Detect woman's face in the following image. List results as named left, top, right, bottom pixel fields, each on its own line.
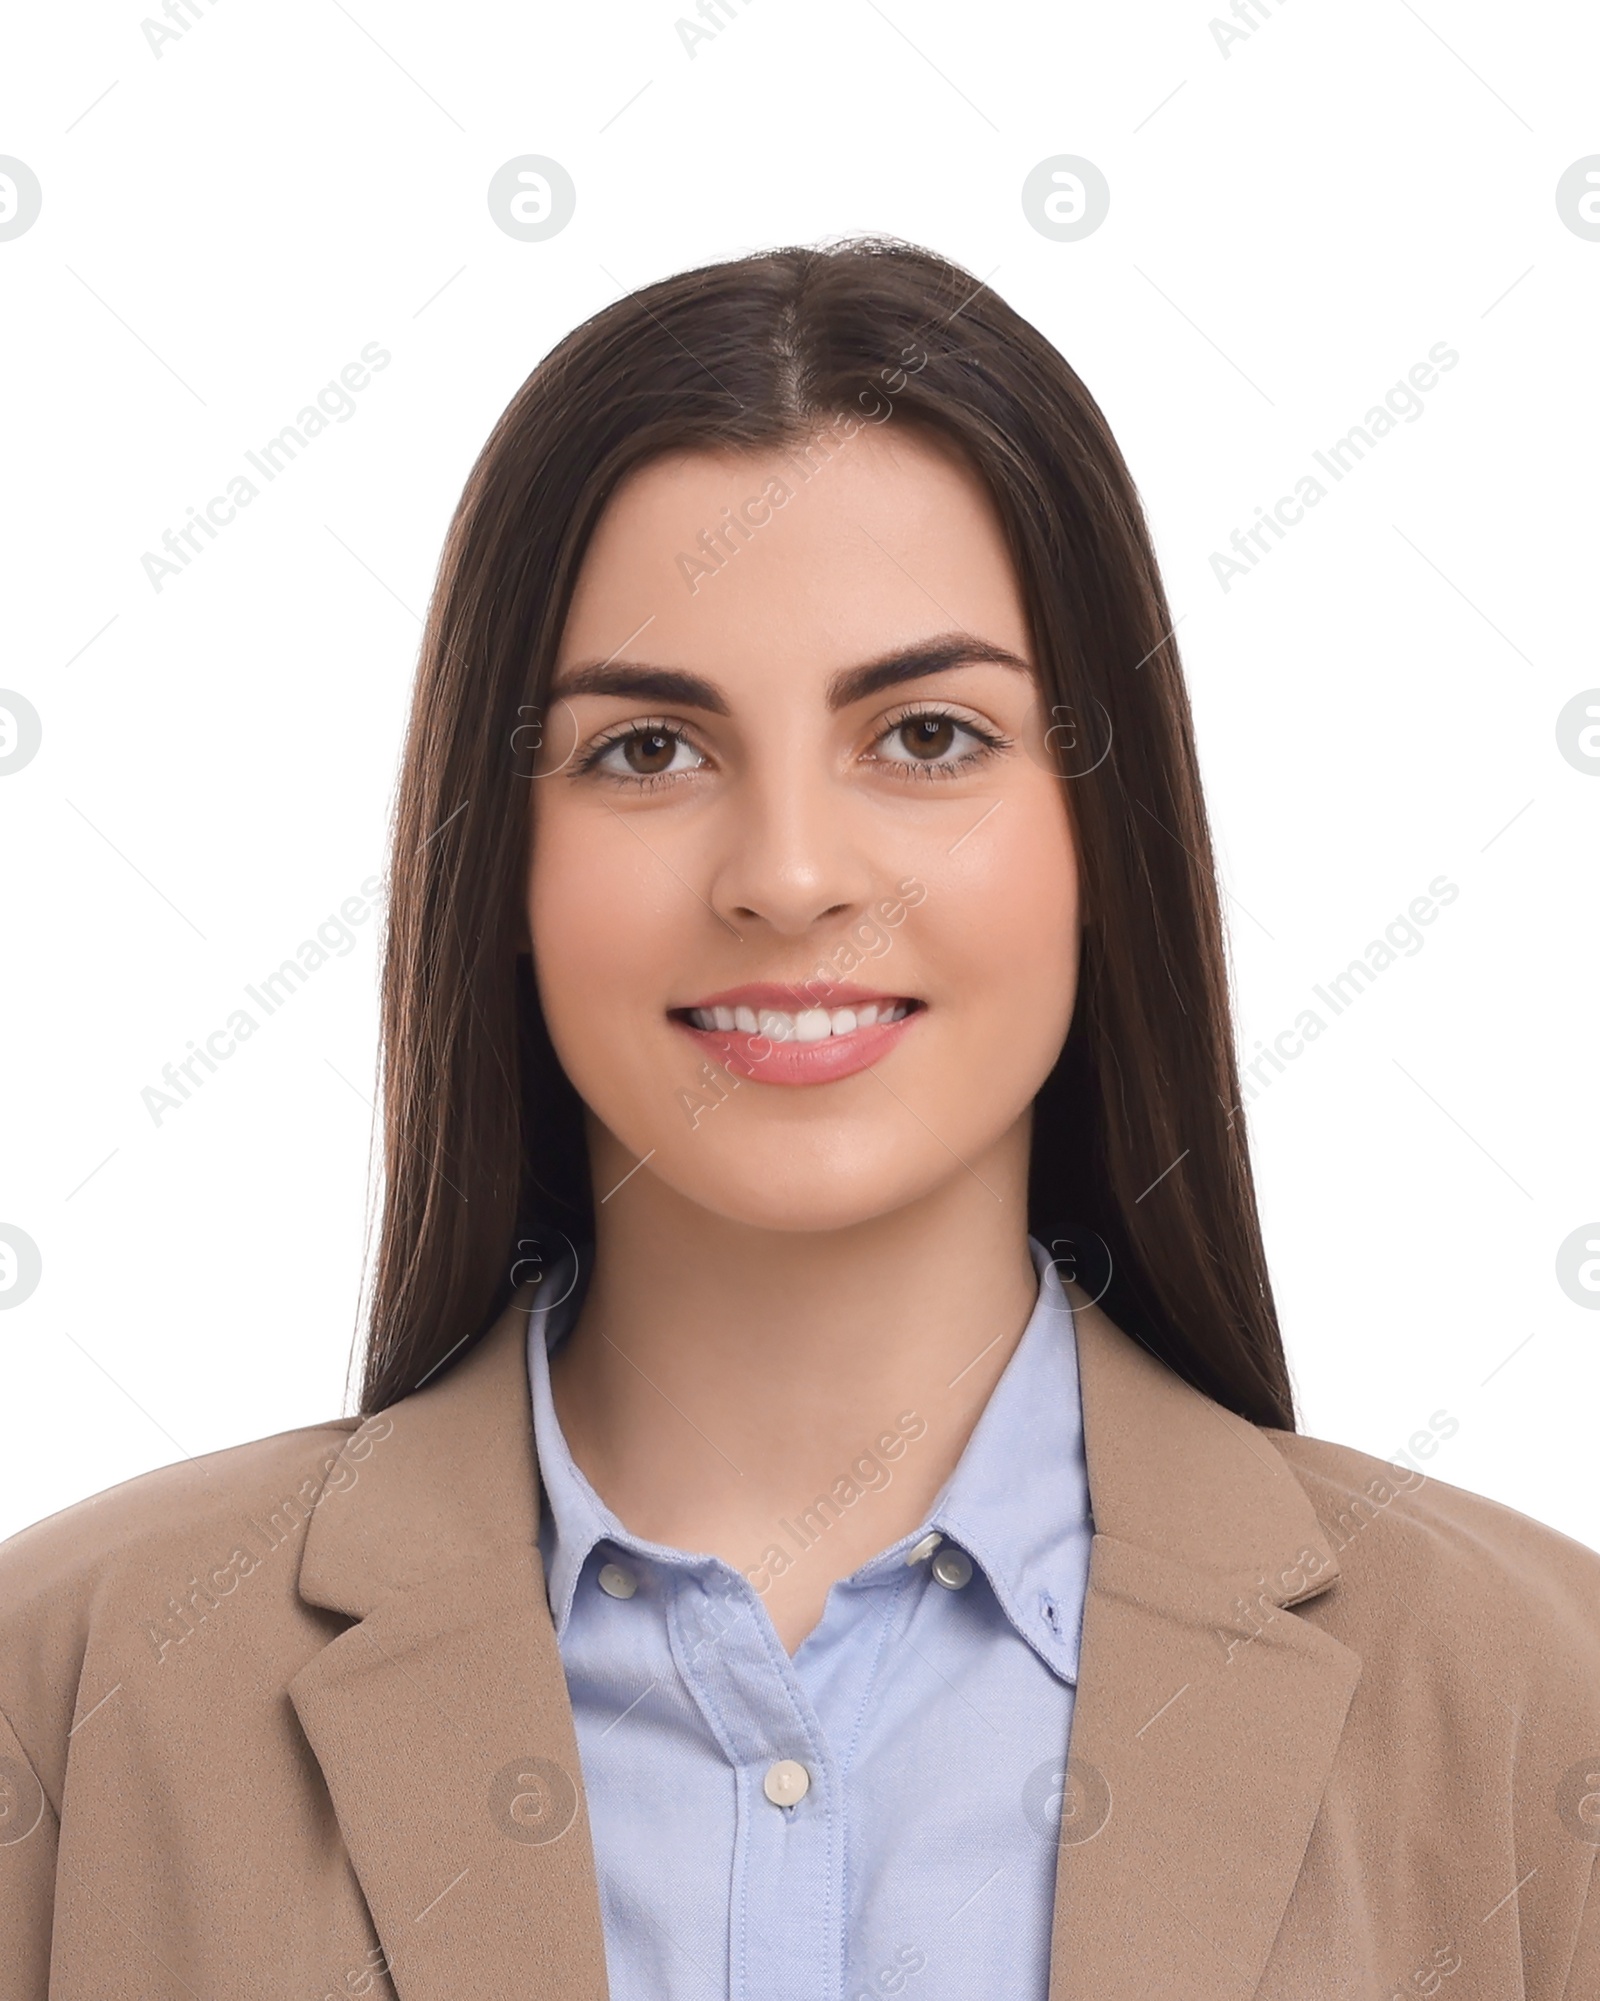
left=526, top=420, right=1081, bottom=1234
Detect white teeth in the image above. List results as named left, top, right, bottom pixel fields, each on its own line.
left=686, top=1001, right=914, bottom=1039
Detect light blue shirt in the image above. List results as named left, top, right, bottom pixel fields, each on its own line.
left=527, top=1235, right=1094, bottom=2001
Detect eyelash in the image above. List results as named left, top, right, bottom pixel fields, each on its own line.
left=572, top=704, right=1014, bottom=792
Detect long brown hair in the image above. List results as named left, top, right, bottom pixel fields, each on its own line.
left=356, top=234, right=1295, bottom=1432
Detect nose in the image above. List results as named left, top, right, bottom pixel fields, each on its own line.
left=707, top=763, right=879, bottom=941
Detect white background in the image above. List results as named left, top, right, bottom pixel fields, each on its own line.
left=2, top=0, right=1596, bottom=1551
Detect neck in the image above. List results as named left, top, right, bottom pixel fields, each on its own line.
left=546, top=1116, right=1040, bottom=1612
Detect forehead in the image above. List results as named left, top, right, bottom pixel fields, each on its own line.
left=557, top=421, right=1031, bottom=689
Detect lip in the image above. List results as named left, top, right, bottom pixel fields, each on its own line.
left=669, top=986, right=925, bottom=1088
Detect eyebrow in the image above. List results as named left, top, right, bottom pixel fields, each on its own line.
left=548, top=633, right=1033, bottom=715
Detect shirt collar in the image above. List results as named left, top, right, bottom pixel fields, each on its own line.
left=919, top=1234, right=1093, bottom=1680
left=525, top=1247, right=621, bottom=1642
left=525, top=1235, right=1094, bottom=1678
left=527, top=1248, right=733, bottom=1641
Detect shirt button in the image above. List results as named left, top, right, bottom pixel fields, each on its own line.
left=931, top=1546, right=973, bottom=1590
left=597, top=1561, right=637, bottom=1599
left=762, top=1759, right=810, bottom=1807
left=904, top=1530, right=943, bottom=1566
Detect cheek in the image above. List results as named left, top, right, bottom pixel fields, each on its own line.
left=527, top=813, right=675, bottom=1047
left=939, top=791, right=1079, bottom=1033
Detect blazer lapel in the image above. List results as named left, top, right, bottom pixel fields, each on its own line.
left=1047, top=1280, right=1362, bottom=2000
left=286, top=1281, right=610, bottom=2001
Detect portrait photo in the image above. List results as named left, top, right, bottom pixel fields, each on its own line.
left=2, top=5, right=1597, bottom=1997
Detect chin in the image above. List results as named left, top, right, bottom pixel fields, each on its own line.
left=657, top=1138, right=941, bottom=1238
left=685, top=1184, right=921, bottom=1237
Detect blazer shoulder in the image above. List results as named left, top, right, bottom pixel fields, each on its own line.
left=0, top=1416, right=360, bottom=1636
left=1266, top=1424, right=1600, bottom=1665
left=0, top=1413, right=372, bottom=1835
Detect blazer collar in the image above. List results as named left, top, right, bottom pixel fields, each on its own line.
left=287, top=1277, right=608, bottom=2001
left=1046, top=1275, right=1360, bottom=2000
left=288, top=1270, right=1359, bottom=2001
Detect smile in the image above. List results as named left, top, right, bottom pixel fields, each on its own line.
left=683, top=1000, right=914, bottom=1041
left=669, top=985, right=925, bottom=1086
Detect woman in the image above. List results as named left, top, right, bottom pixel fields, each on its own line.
left=2, top=237, right=1596, bottom=2001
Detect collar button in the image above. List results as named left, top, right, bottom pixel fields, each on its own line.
left=931, top=1546, right=973, bottom=1590
left=597, top=1560, right=638, bottom=1599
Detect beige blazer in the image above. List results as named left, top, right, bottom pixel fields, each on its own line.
left=2, top=1276, right=1598, bottom=2001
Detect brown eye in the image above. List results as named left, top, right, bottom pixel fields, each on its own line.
left=583, top=720, right=706, bottom=785
left=898, top=716, right=956, bottom=760
left=623, top=729, right=678, bottom=774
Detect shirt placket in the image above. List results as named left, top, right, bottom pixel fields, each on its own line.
left=666, top=1564, right=845, bottom=2001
